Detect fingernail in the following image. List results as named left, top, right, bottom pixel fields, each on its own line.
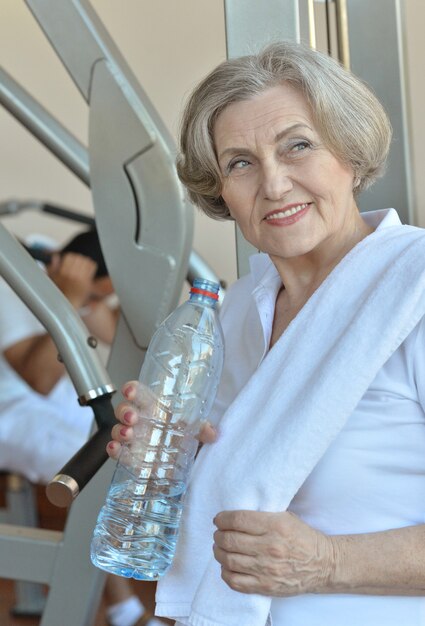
left=123, top=411, right=133, bottom=424
left=107, top=441, right=115, bottom=451
left=122, top=384, right=134, bottom=398
left=120, top=427, right=128, bottom=437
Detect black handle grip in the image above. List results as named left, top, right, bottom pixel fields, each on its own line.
left=46, top=395, right=117, bottom=508
left=42, top=203, right=95, bottom=226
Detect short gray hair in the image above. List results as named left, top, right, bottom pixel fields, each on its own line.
left=177, top=41, right=392, bottom=220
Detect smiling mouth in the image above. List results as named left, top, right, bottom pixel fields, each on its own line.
left=265, top=203, right=310, bottom=220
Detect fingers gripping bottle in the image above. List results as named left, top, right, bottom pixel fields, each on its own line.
left=90, top=279, right=224, bottom=580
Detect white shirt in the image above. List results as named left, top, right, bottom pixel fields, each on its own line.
left=0, top=274, right=93, bottom=483
left=207, top=209, right=425, bottom=625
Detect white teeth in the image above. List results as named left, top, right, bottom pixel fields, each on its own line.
left=265, top=203, right=308, bottom=220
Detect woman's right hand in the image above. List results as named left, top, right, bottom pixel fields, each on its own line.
left=107, top=380, right=217, bottom=460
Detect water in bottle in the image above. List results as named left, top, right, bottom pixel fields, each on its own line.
left=90, top=279, right=224, bottom=580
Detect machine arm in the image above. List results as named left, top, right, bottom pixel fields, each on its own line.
left=0, top=66, right=89, bottom=184
left=24, top=0, right=194, bottom=350
left=0, top=219, right=118, bottom=507
left=0, top=223, right=114, bottom=403
left=0, top=66, right=223, bottom=295
left=0, top=0, right=219, bottom=504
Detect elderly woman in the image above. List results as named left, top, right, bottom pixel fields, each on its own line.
left=108, top=42, right=425, bottom=626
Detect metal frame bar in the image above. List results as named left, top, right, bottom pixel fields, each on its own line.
left=335, top=0, right=350, bottom=68
left=0, top=67, right=222, bottom=291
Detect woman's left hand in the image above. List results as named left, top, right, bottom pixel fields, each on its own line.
left=213, top=510, right=334, bottom=596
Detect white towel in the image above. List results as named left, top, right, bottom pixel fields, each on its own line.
left=156, top=223, right=425, bottom=626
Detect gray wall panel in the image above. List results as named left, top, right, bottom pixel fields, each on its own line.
left=347, top=0, right=413, bottom=223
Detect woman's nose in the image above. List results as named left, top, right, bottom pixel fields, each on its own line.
left=261, top=162, right=293, bottom=200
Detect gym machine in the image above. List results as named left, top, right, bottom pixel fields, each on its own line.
left=0, top=1, right=218, bottom=623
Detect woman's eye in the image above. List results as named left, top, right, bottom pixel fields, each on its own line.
left=228, top=159, right=250, bottom=172
left=288, top=140, right=311, bottom=154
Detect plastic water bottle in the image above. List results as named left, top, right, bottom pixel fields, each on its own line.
left=90, top=278, right=224, bottom=580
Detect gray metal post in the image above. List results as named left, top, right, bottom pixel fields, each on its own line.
left=6, top=475, right=46, bottom=617
left=346, top=0, right=413, bottom=224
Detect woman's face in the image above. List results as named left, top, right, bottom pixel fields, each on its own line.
left=213, top=83, right=359, bottom=265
